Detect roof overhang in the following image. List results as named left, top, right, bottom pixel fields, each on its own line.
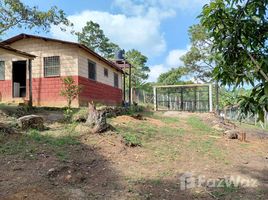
left=1, top=33, right=123, bottom=73
left=0, top=44, right=36, bottom=59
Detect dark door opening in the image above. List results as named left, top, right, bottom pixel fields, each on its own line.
left=12, top=61, right=27, bottom=98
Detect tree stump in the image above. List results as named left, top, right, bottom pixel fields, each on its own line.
left=85, top=102, right=110, bottom=133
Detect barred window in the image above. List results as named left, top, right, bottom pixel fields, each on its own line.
left=0, top=61, right=5, bottom=80
left=104, top=68, right=108, bottom=77
left=88, top=60, right=96, bottom=80
left=44, top=56, right=60, bottom=77
left=114, top=72, right=119, bottom=88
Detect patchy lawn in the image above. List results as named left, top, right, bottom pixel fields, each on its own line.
left=0, top=105, right=267, bottom=200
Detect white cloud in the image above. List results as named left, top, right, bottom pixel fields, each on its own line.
left=166, top=49, right=187, bottom=67
left=51, top=10, right=167, bottom=56
left=148, top=64, right=167, bottom=82
left=148, top=47, right=189, bottom=82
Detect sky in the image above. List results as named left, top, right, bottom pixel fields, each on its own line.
left=4, top=0, right=210, bottom=82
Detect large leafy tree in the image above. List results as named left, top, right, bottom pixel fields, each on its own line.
left=0, top=0, right=71, bottom=35
left=157, top=67, right=190, bottom=85
left=76, top=21, right=120, bottom=59
left=125, top=49, right=150, bottom=90
left=201, top=0, right=268, bottom=121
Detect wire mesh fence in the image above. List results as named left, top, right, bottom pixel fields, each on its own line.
left=221, top=106, right=268, bottom=130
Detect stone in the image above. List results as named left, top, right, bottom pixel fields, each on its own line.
left=17, top=115, right=44, bottom=131
left=224, top=129, right=239, bottom=139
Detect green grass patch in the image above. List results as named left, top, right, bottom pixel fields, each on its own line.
left=187, top=116, right=213, bottom=133
left=122, top=133, right=142, bottom=147
left=0, top=129, right=79, bottom=162
left=188, top=138, right=225, bottom=160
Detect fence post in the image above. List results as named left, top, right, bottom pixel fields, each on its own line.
left=209, top=84, right=213, bottom=112
left=153, top=87, right=157, bottom=111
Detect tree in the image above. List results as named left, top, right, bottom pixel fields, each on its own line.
left=125, top=49, right=150, bottom=88
left=181, top=24, right=217, bottom=82
left=76, top=21, right=120, bottom=59
left=124, top=49, right=150, bottom=102
left=60, top=77, right=82, bottom=111
left=157, top=67, right=190, bottom=85
left=201, top=0, right=268, bottom=121
left=0, top=0, right=71, bottom=35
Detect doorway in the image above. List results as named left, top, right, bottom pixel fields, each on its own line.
left=12, top=61, right=27, bottom=98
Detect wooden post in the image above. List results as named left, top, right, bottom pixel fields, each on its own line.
left=123, top=72, right=126, bottom=103
left=153, top=87, right=157, bottom=111
left=209, top=84, right=213, bottom=112
left=194, top=87, right=197, bottom=112
left=129, top=63, right=132, bottom=106
left=28, top=59, right=33, bottom=107
left=181, top=87, right=183, bottom=111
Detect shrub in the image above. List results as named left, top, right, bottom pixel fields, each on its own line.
left=123, top=133, right=142, bottom=147
left=60, top=77, right=82, bottom=111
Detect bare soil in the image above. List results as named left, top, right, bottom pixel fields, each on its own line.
left=0, top=108, right=267, bottom=200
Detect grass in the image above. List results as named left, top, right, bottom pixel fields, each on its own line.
left=0, top=129, right=80, bottom=161
left=187, top=116, right=215, bottom=133
left=123, top=133, right=142, bottom=147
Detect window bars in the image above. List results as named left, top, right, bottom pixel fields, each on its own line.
left=44, top=56, right=60, bottom=77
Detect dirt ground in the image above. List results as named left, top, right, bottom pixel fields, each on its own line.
left=0, top=107, right=267, bottom=200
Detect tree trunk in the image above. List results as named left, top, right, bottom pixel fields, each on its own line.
left=85, top=102, right=110, bottom=133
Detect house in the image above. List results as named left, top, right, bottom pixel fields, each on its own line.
left=0, top=34, right=126, bottom=107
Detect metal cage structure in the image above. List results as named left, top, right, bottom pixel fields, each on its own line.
left=153, top=84, right=213, bottom=112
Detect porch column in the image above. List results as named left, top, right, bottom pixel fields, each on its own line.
left=28, top=59, right=33, bottom=107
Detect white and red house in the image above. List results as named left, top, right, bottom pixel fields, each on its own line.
left=0, top=34, right=126, bottom=107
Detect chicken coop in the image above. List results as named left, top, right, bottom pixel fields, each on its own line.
left=153, top=84, right=213, bottom=112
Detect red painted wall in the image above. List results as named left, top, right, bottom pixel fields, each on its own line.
left=78, top=76, right=122, bottom=106
left=0, top=76, right=122, bottom=107
left=0, top=80, right=12, bottom=102
left=31, top=76, right=78, bottom=107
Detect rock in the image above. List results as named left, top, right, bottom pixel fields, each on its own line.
left=17, top=115, right=44, bottom=131
left=225, top=129, right=239, bottom=139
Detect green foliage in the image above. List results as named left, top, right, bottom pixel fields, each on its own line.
left=157, top=67, right=190, bottom=85
left=123, top=133, right=142, bottom=147
left=76, top=21, right=120, bottom=59
left=0, top=0, right=71, bottom=35
left=181, top=24, right=219, bottom=82
left=200, top=0, right=268, bottom=121
left=125, top=49, right=150, bottom=89
left=219, top=87, right=250, bottom=108
left=60, top=76, right=82, bottom=111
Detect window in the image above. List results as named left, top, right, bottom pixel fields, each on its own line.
left=0, top=61, right=5, bottom=80
left=44, top=56, right=60, bottom=77
left=88, top=60, right=96, bottom=80
left=114, top=72, right=119, bottom=88
left=104, top=68, right=108, bottom=77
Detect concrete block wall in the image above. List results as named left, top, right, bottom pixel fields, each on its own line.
left=0, top=37, right=123, bottom=107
